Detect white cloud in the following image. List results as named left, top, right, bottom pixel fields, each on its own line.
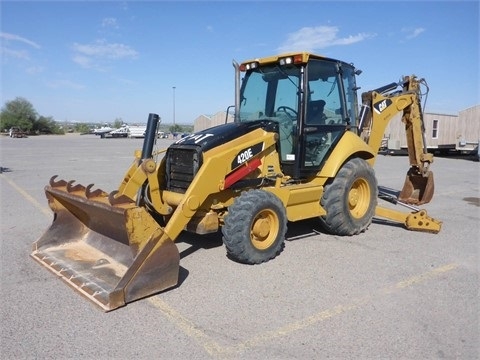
left=0, top=32, right=40, bottom=62
left=46, top=79, right=85, bottom=90
left=277, top=25, right=375, bottom=53
left=0, top=32, right=41, bottom=49
left=102, top=17, right=119, bottom=29
left=71, top=39, right=138, bottom=70
left=112, top=76, right=137, bottom=86
left=402, top=27, right=425, bottom=39
left=73, top=40, right=138, bottom=59
left=72, top=55, right=95, bottom=69
left=1, top=47, right=29, bottom=60
left=26, top=65, right=44, bottom=74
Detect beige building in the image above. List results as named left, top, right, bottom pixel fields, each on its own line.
left=193, top=110, right=234, bottom=133
left=383, top=105, right=479, bottom=154
left=456, top=105, right=480, bottom=153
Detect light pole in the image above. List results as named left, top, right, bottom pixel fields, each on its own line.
left=172, top=86, right=176, bottom=126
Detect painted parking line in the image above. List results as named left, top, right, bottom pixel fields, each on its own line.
left=147, top=297, right=225, bottom=355
left=1, top=174, right=51, bottom=217
left=4, top=174, right=459, bottom=357
left=148, top=263, right=459, bottom=357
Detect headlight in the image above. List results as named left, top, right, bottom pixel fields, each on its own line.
left=279, top=57, right=293, bottom=66
left=240, top=61, right=259, bottom=71
left=279, top=54, right=304, bottom=66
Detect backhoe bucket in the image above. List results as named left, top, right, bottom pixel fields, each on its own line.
left=398, top=170, right=434, bottom=205
left=31, top=177, right=180, bottom=311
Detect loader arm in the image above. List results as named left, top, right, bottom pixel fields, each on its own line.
left=147, top=126, right=279, bottom=241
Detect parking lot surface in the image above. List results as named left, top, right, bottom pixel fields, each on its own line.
left=1, top=134, right=479, bottom=359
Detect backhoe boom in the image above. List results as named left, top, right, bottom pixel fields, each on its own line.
left=359, top=75, right=434, bottom=205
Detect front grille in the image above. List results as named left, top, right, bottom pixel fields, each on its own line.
left=165, top=146, right=201, bottom=193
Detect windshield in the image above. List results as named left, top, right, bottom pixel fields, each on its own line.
left=239, top=65, right=301, bottom=122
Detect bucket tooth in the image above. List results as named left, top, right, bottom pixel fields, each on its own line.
left=85, top=184, right=108, bottom=199
left=108, top=190, right=134, bottom=205
left=69, top=274, right=86, bottom=288
left=66, top=180, right=86, bottom=194
left=50, top=175, right=68, bottom=188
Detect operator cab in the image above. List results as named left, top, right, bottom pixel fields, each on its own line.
left=237, top=53, right=359, bottom=178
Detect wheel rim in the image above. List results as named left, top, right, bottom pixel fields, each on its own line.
left=250, top=209, right=279, bottom=250
left=348, top=178, right=371, bottom=219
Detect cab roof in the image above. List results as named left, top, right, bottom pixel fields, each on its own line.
left=240, top=52, right=347, bottom=67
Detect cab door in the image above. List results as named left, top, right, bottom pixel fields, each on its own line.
left=299, top=60, right=355, bottom=177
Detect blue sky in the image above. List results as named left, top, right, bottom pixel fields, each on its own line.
left=1, top=1, right=478, bottom=124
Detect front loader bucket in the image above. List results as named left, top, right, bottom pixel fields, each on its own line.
left=398, top=170, right=434, bottom=205
left=31, top=177, right=180, bottom=311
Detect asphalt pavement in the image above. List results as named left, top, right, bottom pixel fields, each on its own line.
left=1, top=133, right=479, bottom=359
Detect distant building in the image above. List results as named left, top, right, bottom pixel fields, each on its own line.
left=194, top=111, right=234, bottom=132
left=128, top=125, right=147, bottom=138
left=457, top=105, right=480, bottom=153
left=383, top=105, right=480, bottom=154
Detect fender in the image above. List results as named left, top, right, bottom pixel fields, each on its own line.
left=318, top=131, right=375, bottom=178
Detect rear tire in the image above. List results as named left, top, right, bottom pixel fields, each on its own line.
left=319, top=158, right=377, bottom=235
left=222, top=189, right=287, bottom=264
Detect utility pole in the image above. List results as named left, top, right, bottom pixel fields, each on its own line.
left=172, top=86, right=176, bottom=126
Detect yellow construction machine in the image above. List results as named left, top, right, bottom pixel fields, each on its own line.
left=31, top=52, right=441, bottom=311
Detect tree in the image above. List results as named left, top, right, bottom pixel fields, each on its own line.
left=169, top=124, right=183, bottom=134
left=113, top=117, right=123, bottom=129
left=0, top=97, right=64, bottom=135
left=0, top=97, right=37, bottom=132
left=33, top=116, right=64, bottom=134
left=74, top=123, right=92, bottom=134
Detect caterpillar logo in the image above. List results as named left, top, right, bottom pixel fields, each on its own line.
left=175, top=132, right=214, bottom=144
left=231, top=142, right=264, bottom=169
left=373, top=98, right=393, bottom=114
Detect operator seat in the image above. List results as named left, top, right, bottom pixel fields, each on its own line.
left=307, top=100, right=327, bottom=124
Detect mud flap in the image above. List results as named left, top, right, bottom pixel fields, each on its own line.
left=31, top=179, right=179, bottom=311
left=398, top=170, right=434, bottom=205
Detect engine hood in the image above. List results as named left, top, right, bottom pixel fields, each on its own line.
left=170, top=120, right=275, bottom=152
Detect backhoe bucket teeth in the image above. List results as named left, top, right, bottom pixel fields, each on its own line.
left=398, top=170, right=434, bottom=205
left=31, top=178, right=180, bottom=311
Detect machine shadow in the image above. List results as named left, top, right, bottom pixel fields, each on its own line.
left=176, top=218, right=326, bottom=261
left=173, top=218, right=326, bottom=282
left=175, top=231, right=224, bottom=286
left=170, top=213, right=407, bottom=287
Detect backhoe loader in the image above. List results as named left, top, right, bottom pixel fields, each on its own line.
left=31, top=52, right=441, bottom=311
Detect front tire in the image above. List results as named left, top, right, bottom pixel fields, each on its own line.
left=222, top=189, right=287, bottom=264
left=319, top=158, right=377, bottom=235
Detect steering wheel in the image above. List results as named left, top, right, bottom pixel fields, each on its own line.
left=276, top=106, right=298, bottom=120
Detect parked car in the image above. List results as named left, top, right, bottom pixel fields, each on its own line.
left=106, top=126, right=129, bottom=138
left=9, top=127, right=27, bottom=138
